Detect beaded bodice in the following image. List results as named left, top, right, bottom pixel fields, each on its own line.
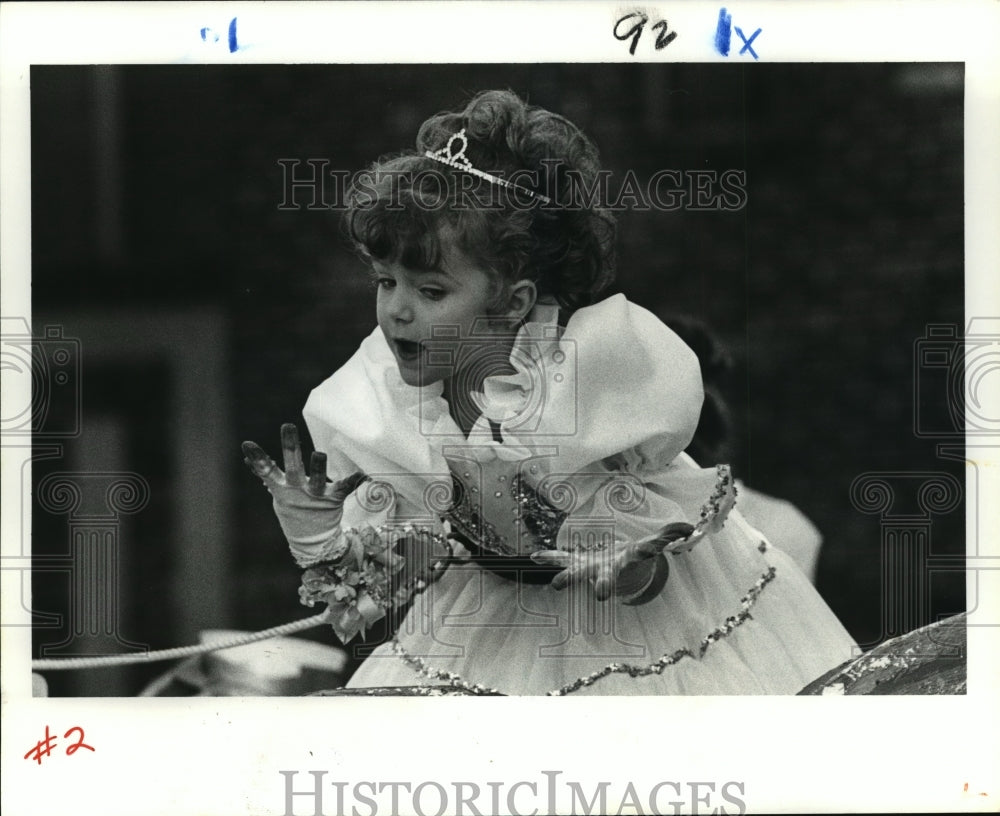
left=443, top=455, right=567, bottom=556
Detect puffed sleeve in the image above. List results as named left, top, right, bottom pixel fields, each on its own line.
left=486, top=295, right=705, bottom=479
left=302, top=329, right=452, bottom=533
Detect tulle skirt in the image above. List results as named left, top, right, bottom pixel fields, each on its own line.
left=346, top=515, right=857, bottom=696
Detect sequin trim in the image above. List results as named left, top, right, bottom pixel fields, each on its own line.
left=510, top=472, right=567, bottom=548
left=445, top=471, right=566, bottom=557
left=665, top=464, right=737, bottom=554
left=445, top=472, right=517, bottom=556
left=389, top=565, right=777, bottom=696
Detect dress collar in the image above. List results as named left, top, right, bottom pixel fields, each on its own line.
left=305, top=294, right=703, bottom=506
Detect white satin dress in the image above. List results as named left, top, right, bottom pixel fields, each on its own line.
left=302, top=295, right=856, bottom=695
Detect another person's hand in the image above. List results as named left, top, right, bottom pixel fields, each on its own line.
left=242, top=423, right=366, bottom=567
left=530, top=522, right=694, bottom=604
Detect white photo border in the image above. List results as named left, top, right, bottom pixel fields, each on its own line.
left=2, top=2, right=998, bottom=815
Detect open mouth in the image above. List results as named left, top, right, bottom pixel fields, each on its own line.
left=393, top=338, right=421, bottom=362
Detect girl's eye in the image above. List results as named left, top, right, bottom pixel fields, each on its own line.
left=375, top=277, right=395, bottom=290
left=421, top=288, right=445, bottom=301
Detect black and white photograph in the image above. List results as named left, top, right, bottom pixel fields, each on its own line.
left=2, top=3, right=998, bottom=815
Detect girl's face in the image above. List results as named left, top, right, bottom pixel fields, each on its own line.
left=374, top=239, right=499, bottom=388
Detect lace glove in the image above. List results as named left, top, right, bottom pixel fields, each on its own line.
left=530, top=465, right=738, bottom=604
left=530, top=522, right=694, bottom=604
left=242, top=423, right=367, bottom=568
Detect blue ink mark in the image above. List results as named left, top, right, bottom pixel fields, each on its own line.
left=228, top=17, right=238, bottom=53
left=714, top=8, right=732, bottom=56
left=735, top=26, right=761, bottom=60
left=200, top=26, right=217, bottom=43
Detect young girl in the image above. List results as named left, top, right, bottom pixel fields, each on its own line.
left=243, top=90, right=856, bottom=695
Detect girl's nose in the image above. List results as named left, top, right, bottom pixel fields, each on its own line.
left=387, top=293, right=414, bottom=324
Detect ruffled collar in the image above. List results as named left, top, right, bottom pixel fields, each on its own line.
left=304, top=294, right=703, bottom=507
left=471, top=300, right=562, bottom=428
left=379, top=299, right=564, bottom=463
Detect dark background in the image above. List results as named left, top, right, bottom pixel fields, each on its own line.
left=30, top=63, right=965, bottom=695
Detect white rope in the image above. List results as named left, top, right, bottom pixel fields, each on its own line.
left=30, top=612, right=330, bottom=671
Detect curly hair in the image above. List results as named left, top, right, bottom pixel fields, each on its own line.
left=344, top=90, right=616, bottom=313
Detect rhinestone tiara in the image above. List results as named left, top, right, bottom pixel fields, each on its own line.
left=424, top=129, right=552, bottom=205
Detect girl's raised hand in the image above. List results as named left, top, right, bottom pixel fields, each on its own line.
left=242, top=423, right=367, bottom=567
left=530, top=522, right=694, bottom=604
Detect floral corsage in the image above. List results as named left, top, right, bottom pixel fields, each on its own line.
left=298, top=524, right=452, bottom=643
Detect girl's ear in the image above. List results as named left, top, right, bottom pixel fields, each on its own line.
left=502, top=279, right=537, bottom=321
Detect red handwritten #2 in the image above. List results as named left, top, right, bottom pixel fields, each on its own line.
left=24, top=726, right=95, bottom=764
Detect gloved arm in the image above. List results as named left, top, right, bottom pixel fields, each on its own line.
left=242, top=423, right=450, bottom=642
left=242, top=423, right=367, bottom=568
left=530, top=464, right=738, bottom=604
left=530, top=522, right=693, bottom=604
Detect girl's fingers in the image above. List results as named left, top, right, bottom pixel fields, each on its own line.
left=637, top=521, right=695, bottom=556
left=307, top=452, right=328, bottom=495
left=658, top=521, right=695, bottom=542
left=330, top=471, right=368, bottom=503
left=534, top=549, right=641, bottom=598
left=529, top=550, right=571, bottom=568
left=554, top=560, right=598, bottom=591
left=241, top=441, right=282, bottom=483
left=281, top=423, right=305, bottom=486
left=593, top=571, right=614, bottom=601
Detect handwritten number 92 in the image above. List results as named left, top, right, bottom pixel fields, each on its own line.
left=614, top=11, right=678, bottom=56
